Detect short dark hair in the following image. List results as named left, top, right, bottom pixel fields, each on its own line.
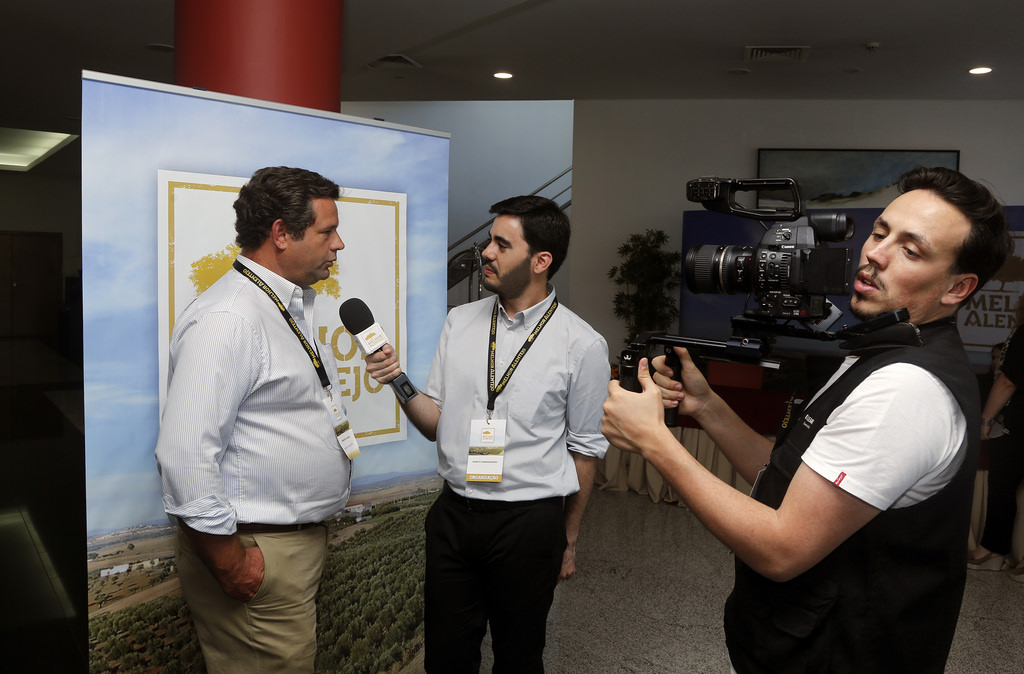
left=898, top=166, right=1012, bottom=296
left=234, top=166, right=340, bottom=251
left=488, top=195, right=570, bottom=279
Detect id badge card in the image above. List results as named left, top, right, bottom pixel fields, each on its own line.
left=323, top=387, right=360, bottom=459
left=467, top=419, right=506, bottom=482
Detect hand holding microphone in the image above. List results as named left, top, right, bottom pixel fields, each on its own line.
left=338, top=298, right=419, bottom=403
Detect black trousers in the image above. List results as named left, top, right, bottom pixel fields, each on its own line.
left=424, top=484, right=567, bottom=674
left=980, top=433, right=1024, bottom=555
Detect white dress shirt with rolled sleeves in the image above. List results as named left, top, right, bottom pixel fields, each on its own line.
left=424, top=290, right=609, bottom=501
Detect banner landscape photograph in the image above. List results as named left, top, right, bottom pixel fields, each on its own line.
left=82, top=72, right=448, bottom=671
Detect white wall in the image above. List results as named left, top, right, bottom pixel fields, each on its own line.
left=339, top=100, right=574, bottom=244
left=340, top=100, right=574, bottom=306
left=571, top=99, right=1024, bottom=349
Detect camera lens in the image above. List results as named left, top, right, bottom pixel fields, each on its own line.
left=685, top=244, right=754, bottom=294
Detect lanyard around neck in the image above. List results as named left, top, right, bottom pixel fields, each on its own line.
left=487, top=297, right=558, bottom=416
left=233, top=260, right=331, bottom=389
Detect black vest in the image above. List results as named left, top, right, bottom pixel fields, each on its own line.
left=724, top=319, right=978, bottom=674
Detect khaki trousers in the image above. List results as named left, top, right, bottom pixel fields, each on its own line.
left=175, top=525, right=328, bottom=674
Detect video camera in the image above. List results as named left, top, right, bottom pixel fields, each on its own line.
left=684, top=176, right=854, bottom=328
left=619, top=176, right=859, bottom=423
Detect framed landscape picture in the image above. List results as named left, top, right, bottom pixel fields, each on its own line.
left=757, top=148, right=960, bottom=208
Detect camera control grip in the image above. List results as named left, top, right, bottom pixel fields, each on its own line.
left=619, top=343, right=683, bottom=426
left=663, top=346, right=682, bottom=427
left=618, top=347, right=642, bottom=393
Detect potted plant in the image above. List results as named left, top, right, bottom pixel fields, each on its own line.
left=607, top=228, right=682, bottom=345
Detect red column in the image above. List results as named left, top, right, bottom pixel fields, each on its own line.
left=175, top=0, right=343, bottom=113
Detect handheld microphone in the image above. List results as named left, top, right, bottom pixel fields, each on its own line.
left=338, top=298, right=419, bottom=403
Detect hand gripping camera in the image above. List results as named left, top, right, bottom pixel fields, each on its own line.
left=619, top=176, right=856, bottom=424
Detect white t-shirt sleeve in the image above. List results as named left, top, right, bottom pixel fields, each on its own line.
left=801, top=362, right=966, bottom=510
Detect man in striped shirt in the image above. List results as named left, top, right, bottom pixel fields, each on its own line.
left=156, top=166, right=353, bottom=673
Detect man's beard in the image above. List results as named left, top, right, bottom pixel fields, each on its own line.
left=849, top=299, right=878, bottom=321
left=483, top=255, right=532, bottom=300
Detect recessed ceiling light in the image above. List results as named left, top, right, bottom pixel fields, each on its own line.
left=0, top=127, right=78, bottom=172
left=493, top=72, right=513, bottom=80
left=969, top=66, right=993, bottom=75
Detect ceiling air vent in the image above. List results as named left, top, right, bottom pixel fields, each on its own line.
left=367, top=53, right=422, bottom=70
left=744, top=46, right=811, bottom=62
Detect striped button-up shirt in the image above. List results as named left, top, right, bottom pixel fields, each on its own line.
left=155, top=256, right=352, bottom=535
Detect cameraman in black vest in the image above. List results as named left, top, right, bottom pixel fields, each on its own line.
left=602, top=167, right=1012, bottom=673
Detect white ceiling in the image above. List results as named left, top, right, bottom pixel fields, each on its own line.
left=2, top=0, right=1022, bottom=143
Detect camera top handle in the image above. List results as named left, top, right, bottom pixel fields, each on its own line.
left=686, top=177, right=804, bottom=222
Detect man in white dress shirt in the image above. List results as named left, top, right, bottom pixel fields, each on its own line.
left=365, top=195, right=609, bottom=673
left=155, top=166, right=353, bottom=673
